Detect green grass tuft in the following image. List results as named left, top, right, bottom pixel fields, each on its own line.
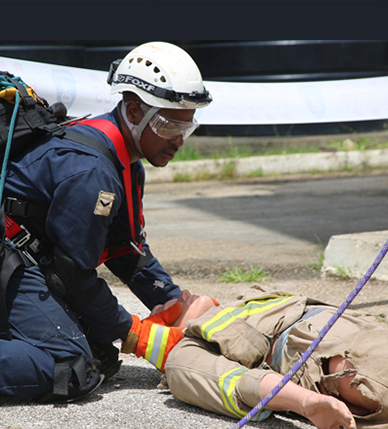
left=218, top=265, right=270, bottom=283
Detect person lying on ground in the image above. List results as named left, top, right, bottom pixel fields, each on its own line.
left=149, top=285, right=388, bottom=429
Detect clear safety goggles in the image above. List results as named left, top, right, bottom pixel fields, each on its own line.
left=148, top=112, right=199, bottom=141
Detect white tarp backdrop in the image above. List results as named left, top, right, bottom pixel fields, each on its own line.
left=1, top=56, right=388, bottom=125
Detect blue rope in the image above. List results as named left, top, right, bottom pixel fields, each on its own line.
left=0, top=90, right=19, bottom=203
left=232, top=237, right=388, bottom=429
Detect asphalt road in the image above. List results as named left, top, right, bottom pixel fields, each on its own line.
left=2, top=171, right=388, bottom=429
left=143, top=172, right=388, bottom=277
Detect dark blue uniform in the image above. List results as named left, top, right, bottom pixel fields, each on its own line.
left=0, top=107, right=181, bottom=400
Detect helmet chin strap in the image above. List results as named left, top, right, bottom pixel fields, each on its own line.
left=121, top=101, right=159, bottom=157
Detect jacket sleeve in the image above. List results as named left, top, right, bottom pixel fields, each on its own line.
left=79, top=273, right=133, bottom=343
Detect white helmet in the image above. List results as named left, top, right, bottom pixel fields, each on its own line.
left=108, top=41, right=212, bottom=109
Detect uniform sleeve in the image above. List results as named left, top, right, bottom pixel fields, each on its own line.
left=79, top=274, right=132, bottom=343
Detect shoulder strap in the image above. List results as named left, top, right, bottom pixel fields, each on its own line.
left=74, top=119, right=139, bottom=253
left=63, top=130, right=115, bottom=164
left=77, top=119, right=125, bottom=148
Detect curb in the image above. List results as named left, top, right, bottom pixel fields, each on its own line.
left=322, top=230, right=388, bottom=281
left=144, top=148, right=388, bottom=183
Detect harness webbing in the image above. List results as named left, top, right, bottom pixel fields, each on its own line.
left=78, top=119, right=146, bottom=263
left=232, top=237, right=388, bottom=429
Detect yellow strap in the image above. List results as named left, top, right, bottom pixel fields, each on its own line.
left=0, top=85, right=44, bottom=105
left=0, top=88, right=19, bottom=104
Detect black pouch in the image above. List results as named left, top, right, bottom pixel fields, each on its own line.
left=38, top=354, right=104, bottom=404
left=39, top=245, right=100, bottom=313
left=40, top=245, right=79, bottom=299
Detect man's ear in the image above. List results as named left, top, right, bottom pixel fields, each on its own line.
left=125, top=100, right=143, bottom=124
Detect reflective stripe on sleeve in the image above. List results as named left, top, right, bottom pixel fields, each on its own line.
left=145, top=324, right=170, bottom=369
left=201, top=295, right=295, bottom=342
left=219, top=367, right=249, bottom=418
left=219, top=367, right=273, bottom=422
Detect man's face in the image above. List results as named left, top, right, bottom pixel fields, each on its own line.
left=140, top=108, right=196, bottom=167
left=150, top=290, right=216, bottom=327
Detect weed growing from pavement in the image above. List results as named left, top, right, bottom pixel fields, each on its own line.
left=308, top=252, right=325, bottom=273
left=218, top=265, right=271, bottom=283
left=173, top=173, right=193, bottom=182
left=248, top=168, right=264, bottom=178
left=330, top=265, right=353, bottom=280
left=219, top=160, right=237, bottom=180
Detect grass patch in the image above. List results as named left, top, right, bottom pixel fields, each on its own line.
left=248, top=168, right=265, bottom=178
left=308, top=252, right=325, bottom=273
left=219, top=160, right=237, bottom=180
left=329, top=265, right=353, bottom=280
left=211, top=145, right=256, bottom=160
left=173, top=173, right=193, bottom=182
left=173, top=146, right=203, bottom=162
left=219, top=265, right=271, bottom=283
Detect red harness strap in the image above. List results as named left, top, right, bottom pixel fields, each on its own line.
left=76, top=119, right=145, bottom=265
left=5, top=214, right=22, bottom=239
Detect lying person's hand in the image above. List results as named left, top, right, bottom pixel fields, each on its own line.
left=303, top=392, right=357, bottom=429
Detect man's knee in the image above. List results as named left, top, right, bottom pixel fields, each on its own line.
left=0, top=340, right=103, bottom=403
left=0, top=339, right=54, bottom=400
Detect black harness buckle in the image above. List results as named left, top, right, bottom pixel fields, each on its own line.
left=4, top=197, right=29, bottom=217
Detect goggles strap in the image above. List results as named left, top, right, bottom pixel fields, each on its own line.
left=120, top=101, right=159, bottom=156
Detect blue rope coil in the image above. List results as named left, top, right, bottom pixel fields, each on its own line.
left=0, top=90, right=19, bottom=204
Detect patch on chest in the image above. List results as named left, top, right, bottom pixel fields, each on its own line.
left=94, top=191, right=115, bottom=216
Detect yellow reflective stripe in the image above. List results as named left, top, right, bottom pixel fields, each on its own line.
left=219, top=367, right=248, bottom=418
left=219, top=367, right=266, bottom=422
left=145, top=324, right=170, bottom=369
left=201, top=295, right=294, bottom=342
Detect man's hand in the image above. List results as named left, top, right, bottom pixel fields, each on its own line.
left=121, top=302, right=185, bottom=371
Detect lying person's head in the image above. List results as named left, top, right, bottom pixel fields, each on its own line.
left=150, top=290, right=216, bottom=327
